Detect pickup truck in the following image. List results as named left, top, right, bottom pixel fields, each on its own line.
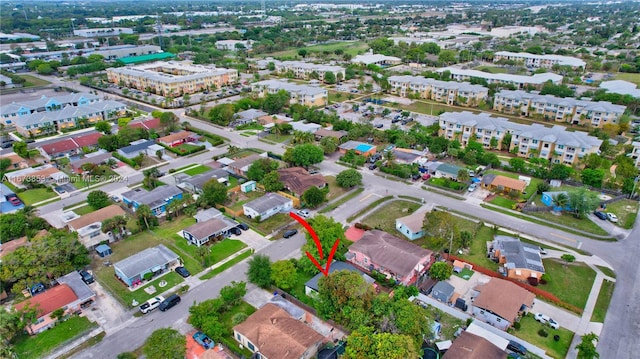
left=193, top=332, right=214, bottom=349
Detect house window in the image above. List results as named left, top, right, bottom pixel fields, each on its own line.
left=480, top=310, right=485, bottom=314
left=236, top=333, right=241, bottom=341
left=496, top=318, right=502, bottom=322
left=248, top=342, right=255, bottom=351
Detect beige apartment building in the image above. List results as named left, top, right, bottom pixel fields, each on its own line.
left=388, top=75, right=488, bottom=107
left=494, top=90, right=626, bottom=128
left=494, top=51, right=586, bottom=69
left=106, top=61, right=238, bottom=97
left=274, top=60, right=345, bottom=83
left=436, top=67, right=563, bottom=90
left=439, top=111, right=602, bottom=165
left=252, top=80, right=328, bottom=107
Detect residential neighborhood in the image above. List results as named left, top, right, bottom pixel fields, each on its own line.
left=1, top=1, right=639, bottom=359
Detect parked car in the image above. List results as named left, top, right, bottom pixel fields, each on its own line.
left=411, top=174, right=421, bottom=181
left=374, top=123, right=384, bottom=128
left=283, top=229, right=298, bottom=238
left=175, top=266, right=191, bottom=278
left=229, top=227, right=242, bottom=236
left=296, top=209, right=310, bottom=218
left=593, top=211, right=607, bottom=220
left=538, top=247, right=547, bottom=255
left=110, top=195, right=121, bottom=203
left=422, top=173, right=431, bottom=180
left=79, top=270, right=94, bottom=284
left=468, top=170, right=476, bottom=177
left=548, top=318, right=560, bottom=329
left=535, top=313, right=559, bottom=329
left=140, top=296, right=165, bottom=314
left=368, top=163, right=377, bottom=170
left=159, top=294, right=181, bottom=311
left=468, top=183, right=477, bottom=192
left=606, top=212, right=618, bottom=223
left=7, top=195, right=22, bottom=206
left=507, top=340, right=527, bottom=356
left=193, top=331, right=215, bottom=349
left=237, top=222, right=249, bottom=231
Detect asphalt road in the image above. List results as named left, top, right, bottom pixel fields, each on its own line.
left=24, top=73, right=640, bottom=358
left=71, top=232, right=306, bottom=359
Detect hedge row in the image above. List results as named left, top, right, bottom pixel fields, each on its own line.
left=160, top=143, right=206, bottom=156
left=112, top=152, right=137, bottom=167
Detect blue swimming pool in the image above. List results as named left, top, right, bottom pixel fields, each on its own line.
left=355, top=143, right=374, bottom=152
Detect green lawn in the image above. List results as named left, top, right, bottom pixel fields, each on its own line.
left=328, top=90, right=346, bottom=103
left=209, top=239, right=247, bottom=265
left=397, top=100, right=474, bottom=117
left=17, top=187, right=58, bottom=205
left=453, top=267, right=474, bottom=280
left=173, top=164, right=198, bottom=172
left=12, top=316, right=96, bottom=359
left=454, top=226, right=500, bottom=271
left=245, top=213, right=295, bottom=236
left=171, top=235, right=246, bottom=269
left=540, top=259, right=596, bottom=310
left=200, top=250, right=253, bottom=280
left=474, top=65, right=509, bottom=74
left=320, top=187, right=364, bottom=213
left=18, top=74, right=51, bottom=87
left=512, top=314, right=574, bottom=359
left=263, top=133, right=292, bottom=143
left=324, top=175, right=350, bottom=202
left=529, top=211, right=609, bottom=236
left=227, top=190, right=263, bottom=211
left=218, top=301, right=257, bottom=358
left=423, top=306, right=466, bottom=341
left=174, top=143, right=204, bottom=154
left=489, top=196, right=517, bottom=209
left=604, top=199, right=638, bottom=229
left=595, top=265, right=616, bottom=278
left=361, top=200, right=422, bottom=235
left=428, top=177, right=466, bottom=191
left=614, top=72, right=640, bottom=85
left=591, top=279, right=615, bottom=323
left=72, top=204, right=96, bottom=215
left=265, top=41, right=368, bottom=58
left=183, top=164, right=212, bottom=176
left=95, top=269, right=184, bottom=307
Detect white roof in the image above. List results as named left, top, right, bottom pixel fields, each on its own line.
left=389, top=75, right=488, bottom=94
left=599, top=80, right=640, bottom=98
left=437, top=67, right=563, bottom=85
left=253, top=79, right=327, bottom=97
left=465, top=322, right=509, bottom=350
left=495, top=51, right=586, bottom=67
left=495, top=90, right=626, bottom=114
left=351, top=53, right=401, bottom=65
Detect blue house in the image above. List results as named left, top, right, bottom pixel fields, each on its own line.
left=113, top=244, right=180, bottom=287
left=121, top=185, right=183, bottom=216
left=395, top=210, right=427, bottom=240
left=541, top=191, right=571, bottom=211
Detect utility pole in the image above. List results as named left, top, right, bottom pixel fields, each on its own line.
left=156, top=14, right=164, bottom=49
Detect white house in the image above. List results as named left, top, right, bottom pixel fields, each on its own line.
left=242, top=193, right=293, bottom=221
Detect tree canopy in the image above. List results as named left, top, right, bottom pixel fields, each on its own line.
left=283, top=144, right=324, bottom=167
left=302, top=186, right=326, bottom=208
left=270, top=260, right=298, bottom=291
left=143, top=328, right=186, bottom=359
left=247, top=158, right=279, bottom=181
left=344, top=327, right=419, bottom=359
left=201, top=179, right=228, bottom=206
left=247, top=254, right=272, bottom=288
left=87, top=190, right=110, bottom=209
left=336, top=169, right=363, bottom=188
left=298, top=215, right=349, bottom=275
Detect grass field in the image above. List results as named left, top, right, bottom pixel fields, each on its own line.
left=513, top=314, right=574, bottom=359
left=183, top=164, right=212, bottom=176
left=95, top=269, right=184, bottom=308
left=18, top=74, right=51, bottom=87
left=591, top=279, right=615, bottom=322
left=361, top=200, right=422, bottom=234
left=489, top=196, right=517, bottom=209
left=319, top=187, right=364, bottom=213
left=12, top=316, right=96, bottom=359
left=263, top=133, right=292, bottom=143
left=244, top=213, right=294, bottom=236
left=596, top=265, right=616, bottom=278
left=72, top=204, right=95, bottom=215
left=16, top=187, right=58, bottom=205
left=200, top=250, right=253, bottom=280
left=541, top=259, right=596, bottom=310
left=264, top=41, right=368, bottom=58
left=324, top=175, right=350, bottom=202
left=529, top=211, right=609, bottom=236
left=605, top=199, right=638, bottom=229
left=454, top=226, right=500, bottom=271
left=614, top=72, right=640, bottom=85
left=474, top=65, right=509, bottom=74
left=397, top=100, right=473, bottom=116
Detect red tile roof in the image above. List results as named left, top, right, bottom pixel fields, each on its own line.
left=73, top=132, right=102, bottom=147
left=128, top=118, right=161, bottom=130
left=344, top=225, right=365, bottom=242
left=15, top=284, right=78, bottom=316
left=40, top=138, right=78, bottom=155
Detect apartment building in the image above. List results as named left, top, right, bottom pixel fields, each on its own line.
left=1, top=92, right=100, bottom=125
left=351, top=53, right=402, bottom=66
left=106, top=60, right=238, bottom=97
left=494, top=51, right=586, bottom=69
left=73, top=27, right=134, bottom=38
left=252, top=80, right=328, bottom=107
left=437, top=67, right=563, bottom=90
left=439, top=111, right=602, bottom=165
left=215, top=40, right=253, bottom=51
left=630, top=141, right=640, bottom=170
left=273, top=60, right=345, bottom=83
left=388, top=75, right=488, bottom=106
left=494, top=90, right=626, bottom=127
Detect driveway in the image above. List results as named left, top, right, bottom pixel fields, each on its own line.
left=231, top=229, right=271, bottom=251
left=532, top=299, right=581, bottom=332
left=83, top=281, right=131, bottom=334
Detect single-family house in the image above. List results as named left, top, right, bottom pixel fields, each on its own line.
left=243, top=193, right=293, bottom=221
left=277, top=167, right=327, bottom=197
left=431, top=281, right=456, bottom=304
left=67, top=205, right=127, bottom=248
left=69, top=151, right=113, bottom=174
left=442, top=331, right=508, bottom=359
left=113, top=244, right=180, bottom=287
left=4, top=165, right=69, bottom=188
left=3, top=153, right=29, bottom=170
left=345, top=230, right=433, bottom=285
left=471, top=278, right=535, bottom=331
left=392, top=148, right=425, bottom=164
left=395, top=210, right=427, bottom=240
left=233, top=303, right=324, bottom=359
left=338, top=141, right=376, bottom=156
left=177, top=169, right=230, bottom=194
left=435, top=163, right=463, bottom=180
left=304, top=261, right=375, bottom=296
left=121, top=185, right=183, bottom=216
left=231, top=109, right=268, bottom=127
left=14, top=273, right=95, bottom=335
left=182, top=216, right=239, bottom=247
left=128, top=118, right=161, bottom=131
left=157, top=130, right=200, bottom=147
left=0, top=230, right=46, bottom=258
left=482, top=174, right=527, bottom=194
left=489, top=235, right=545, bottom=281
left=227, top=153, right=267, bottom=177
left=40, top=138, right=80, bottom=158
left=291, top=121, right=322, bottom=134
left=193, top=207, right=225, bottom=222
left=116, top=139, right=156, bottom=159
left=541, top=191, right=571, bottom=210
left=314, top=128, right=347, bottom=143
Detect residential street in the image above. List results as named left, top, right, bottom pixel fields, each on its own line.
left=22, top=74, right=640, bottom=358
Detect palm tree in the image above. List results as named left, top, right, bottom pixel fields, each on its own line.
left=113, top=215, right=128, bottom=239
left=292, top=130, right=314, bottom=144
left=384, top=150, right=395, bottom=166
left=101, top=218, right=117, bottom=239
left=457, top=169, right=470, bottom=182
left=552, top=193, right=569, bottom=211
left=136, top=205, right=154, bottom=230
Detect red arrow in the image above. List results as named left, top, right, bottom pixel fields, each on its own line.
left=289, top=211, right=339, bottom=276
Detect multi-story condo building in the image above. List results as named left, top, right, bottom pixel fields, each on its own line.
left=388, top=75, right=488, bottom=107
left=494, top=51, right=586, bottom=69
left=630, top=141, right=640, bottom=170
left=439, top=111, right=602, bottom=165
left=106, top=61, right=238, bottom=97
left=1, top=92, right=100, bottom=125
left=215, top=40, right=253, bottom=51
left=351, top=52, right=402, bottom=66
left=494, top=90, right=626, bottom=128
left=252, top=80, right=328, bottom=107
left=436, top=67, right=563, bottom=90
left=273, top=61, right=345, bottom=83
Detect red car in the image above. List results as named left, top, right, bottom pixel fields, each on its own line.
left=8, top=196, right=22, bottom=206
left=422, top=173, right=431, bottom=180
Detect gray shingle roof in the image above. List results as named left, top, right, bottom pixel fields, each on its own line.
left=182, top=169, right=229, bottom=189
left=243, top=193, right=292, bottom=214
left=56, top=271, right=95, bottom=303
left=493, top=235, right=545, bottom=273
left=431, top=281, right=455, bottom=302
left=118, top=139, right=156, bottom=154
left=304, top=261, right=375, bottom=292
left=114, top=244, right=179, bottom=279
left=495, top=90, right=626, bottom=114
left=388, top=75, right=488, bottom=94
left=121, top=185, right=182, bottom=209
left=183, top=217, right=237, bottom=240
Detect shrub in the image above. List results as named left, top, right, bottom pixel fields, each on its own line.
left=232, top=312, right=248, bottom=325
left=513, top=321, right=521, bottom=330
left=554, top=334, right=560, bottom=341
left=538, top=329, right=549, bottom=337
left=143, top=272, right=154, bottom=281
left=179, top=285, right=189, bottom=294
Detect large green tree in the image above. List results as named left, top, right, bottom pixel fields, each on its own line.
left=302, top=186, right=326, bottom=208
left=344, top=326, right=419, bottom=359
left=247, top=158, right=279, bottom=181
left=136, top=204, right=158, bottom=230
left=298, top=215, right=349, bottom=275
left=247, top=254, right=272, bottom=288
left=336, top=169, right=362, bottom=188
left=270, top=260, right=298, bottom=291
left=429, top=262, right=453, bottom=280
left=143, top=328, right=186, bottom=359
left=317, top=271, right=377, bottom=330
left=87, top=190, right=111, bottom=209
left=423, top=211, right=459, bottom=250
left=320, top=136, right=338, bottom=154
left=283, top=144, right=324, bottom=167
left=201, top=179, right=228, bottom=206
left=262, top=90, right=290, bottom=114
left=567, top=187, right=600, bottom=218
left=261, top=171, right=284, bottom=192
